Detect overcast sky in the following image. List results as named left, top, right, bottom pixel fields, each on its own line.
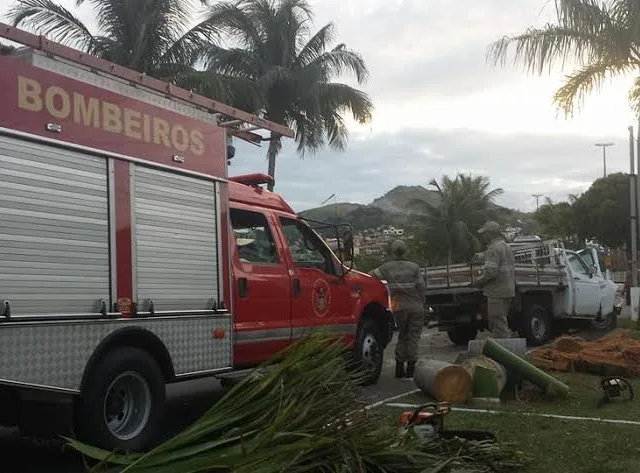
left=1, top=0, right=638, bottom=212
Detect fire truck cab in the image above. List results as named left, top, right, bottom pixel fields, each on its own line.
left=0, top=25, right=394, bottom=451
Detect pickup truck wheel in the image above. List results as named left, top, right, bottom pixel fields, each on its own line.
left=355, top=319, right=383, bottom=385
left=76, top=347, right=165, bottom=452
left=447, top=325, right=478, bottom=346
left=523, top=304, right=553, bottom=346
left=592, top=312, right=618, bottom=331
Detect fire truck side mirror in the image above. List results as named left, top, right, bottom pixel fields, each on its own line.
left=227, top=144, right=236, bottom=164
left=343, top=231, right=354, bottom=260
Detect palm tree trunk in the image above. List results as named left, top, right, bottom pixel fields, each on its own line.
left=266, top=132, right=281, bottom=192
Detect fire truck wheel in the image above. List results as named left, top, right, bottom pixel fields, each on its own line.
left=355, top=318, right=383, bottom=385
left=76, top=347, right=165, bottom=452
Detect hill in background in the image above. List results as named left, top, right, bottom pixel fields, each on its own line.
left=299, top=185, right=537, bottom=232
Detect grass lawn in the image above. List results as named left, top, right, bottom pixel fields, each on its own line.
left=386, top=372, right=640, bottom=472
left=437, top=410, right=640, bottom=473
left=402, top=371, right=640, bottom=420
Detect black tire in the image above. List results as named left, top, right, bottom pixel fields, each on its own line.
left=522, top=303, right=553, bottom=346
left=354, top=318, right=384, bottom=385
left=591, top=312, right=618, bottom=332
left=75, top=347, right=165, bottom=452
left=447, top=325, right=478, bottom=346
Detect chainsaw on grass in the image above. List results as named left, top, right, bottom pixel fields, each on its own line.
left=399, top=402, right=496, bottom=442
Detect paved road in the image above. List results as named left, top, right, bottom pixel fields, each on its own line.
left=0, top=329, right=467, bottom=473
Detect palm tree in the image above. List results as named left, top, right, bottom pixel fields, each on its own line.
left=6, top=0, right=253, bottom=102
left=201, top=0, right=373, bottom=191
left=487, top=0, right=640, bottom=116
left=413, top=174, right=504, bottom=265
left=535, top=196, right=577, bottom=241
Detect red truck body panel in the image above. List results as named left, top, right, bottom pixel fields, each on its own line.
left=0, top=56, right=227, bottom=177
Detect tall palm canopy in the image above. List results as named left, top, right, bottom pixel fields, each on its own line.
left=413, top=174, right=504, bottom=265
left=487, top=0, right=640, bottom=116
left=7, top=0, right=251, bottom=103
left=203, top=0, right=373, bottom=191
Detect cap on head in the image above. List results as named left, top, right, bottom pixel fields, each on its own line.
left=477, top=221, right=501, bottom=235
left=390, top=239, right=407, bottom=257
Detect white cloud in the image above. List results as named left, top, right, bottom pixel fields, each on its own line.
left=231, top=127, right=631, bottom=213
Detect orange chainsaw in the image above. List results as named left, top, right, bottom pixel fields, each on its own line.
left=399, top=403, right=496, bottom=441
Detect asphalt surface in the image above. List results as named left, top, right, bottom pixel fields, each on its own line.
left=0, top=328, right=469, bottom=473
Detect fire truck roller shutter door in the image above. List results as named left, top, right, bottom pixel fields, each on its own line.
left=0, top=133, right=111, bottom=316
left=131, top=165, right=221, bottom=312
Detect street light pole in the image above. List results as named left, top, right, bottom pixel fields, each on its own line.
left=532, top=194, right=543, bottom=212
left=320, top=193, right=338, bottom=218
left=628, top=127, right=637, bottom=288
left=595, top=142, right=615, bottom=177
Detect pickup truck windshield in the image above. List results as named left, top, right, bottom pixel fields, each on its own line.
left=567, top=252, right=592, bottom=277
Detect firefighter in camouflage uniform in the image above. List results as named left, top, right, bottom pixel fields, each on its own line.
left=370, top=240, right=426, bottom=378
left=475, top=221, right=516, bottom=338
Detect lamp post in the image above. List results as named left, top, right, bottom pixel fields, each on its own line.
left=532, top=194, right=543, bottom=212
left=595, top=142, right=615, bottom=177
left=321, top=193, right=338, bottom=218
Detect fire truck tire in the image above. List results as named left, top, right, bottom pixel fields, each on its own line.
left=76, top=347, right=165, bottom=452
left=355, top=318, right=384, bottom=385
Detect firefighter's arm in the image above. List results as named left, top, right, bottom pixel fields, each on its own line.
left=369, top=266, right=384, bottom=279
left=475, top=247, right=500, bottom=287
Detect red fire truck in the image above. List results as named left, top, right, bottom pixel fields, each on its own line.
left=0, top=25, right=394, bottom=451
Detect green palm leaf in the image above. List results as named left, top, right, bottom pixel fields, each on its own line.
left=487, top=0, right=640, bottom=114
left=199, top=0, right=373, bottom=190
left=67, top=330, right=527, bottom=473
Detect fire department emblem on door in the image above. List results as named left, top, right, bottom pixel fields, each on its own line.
left=312, top=279, right=331, bottom=318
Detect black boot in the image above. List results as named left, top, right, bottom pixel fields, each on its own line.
left=395, top=361, right=406, bottom=379
left=406, top=361, right=416, bottom=378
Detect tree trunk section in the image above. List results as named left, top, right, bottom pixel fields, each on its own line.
left=266, top=133, right=281, bottom=192
left=458, top=354, right=508, bottom=398
left=483, top=338, right=569, bottom=397
left=413, top=359, right=472, bottom=404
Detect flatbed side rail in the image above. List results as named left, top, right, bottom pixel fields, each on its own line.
left=422, top=262, right=566, bottom=291
left=0, top=23, right=295, bottom=143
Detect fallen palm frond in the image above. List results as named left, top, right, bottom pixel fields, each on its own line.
left=69, top=330, right=528, bottom=473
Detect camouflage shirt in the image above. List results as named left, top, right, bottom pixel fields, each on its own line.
left=370, top=259, right=426, bottom=313
left=476, top=237, right=516, bottom=298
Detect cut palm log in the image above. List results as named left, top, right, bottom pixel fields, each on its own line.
left=414, top=359, right=472, bottom=403
left=459, top=355, right=508, bottom=396
left=468, top=338, right=527, bottom=357
left=472, top=365, right=501, bottom=399
left=483, top=338, right=569, bottom=398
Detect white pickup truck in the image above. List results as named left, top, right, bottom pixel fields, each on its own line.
left=423, top=240, right=622, bottom=346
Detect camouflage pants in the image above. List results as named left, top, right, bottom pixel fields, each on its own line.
left=487, top=297, right=512, bottom=338
left=394, top=309, right=424, bottom=362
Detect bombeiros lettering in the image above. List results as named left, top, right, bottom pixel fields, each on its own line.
left=17, top=75, right=205, bottom=156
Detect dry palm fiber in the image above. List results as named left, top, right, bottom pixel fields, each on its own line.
left=528, top=329, right=640, bottom=377
left=69, top=330, right=528, bottom=473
